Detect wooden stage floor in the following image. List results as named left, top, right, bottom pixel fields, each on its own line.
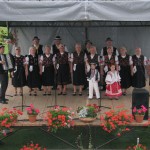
left=1, top=80, right=150, bottom=126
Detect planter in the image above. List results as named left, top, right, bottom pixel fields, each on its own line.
left=79, top=117, right=96, bottom=123
left=135, top=115, right=144, bottom=123
left=28, top=115, right=37, bottom=123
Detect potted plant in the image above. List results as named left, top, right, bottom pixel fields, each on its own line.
left=45, top=105, right=74, bottom=132
left=26, top=104, right=40, bottom=123
left=100, top=105, right=133, bottom=136
left=77, top=104, right=100, bottom=123
left=133, top=105, right=147, bottom=123
left=20, top=142, right=46, bottom=150
left=0, top=107, right=23, bottom=136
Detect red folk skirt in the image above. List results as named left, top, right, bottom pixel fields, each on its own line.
left=106, top=82, right=122, bottom=97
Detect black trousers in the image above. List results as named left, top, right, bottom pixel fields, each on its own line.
left=0, top=72, right=8, bottom=102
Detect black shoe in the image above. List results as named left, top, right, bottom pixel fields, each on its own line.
left=58, top=92, right=62, bottom=95
left=47, top=93, right=51, bottom=96
left=62, top=93, right=67, bottom=95
left=43, top=93, right=47, bottom=96
left=5, top=98, right=9, bottom=101
left=72, top=92, right=76, bottom=96
left=79, top=93, right=82, bottom=96
left=123, top=92, right=126, bottom=96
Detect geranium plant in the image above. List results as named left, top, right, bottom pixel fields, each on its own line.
left=133, top=105, right=147, bottom=116
left=100, top=105, right=133, bottom=136
left=0, top=107, right=23, bottom=136
left=77, top=104, right=99, bottom=118
left=26, top=104, right=40, bottom=115
left=45, top=105, right=74, bottom=132
left=20, top=142, right=46, bottom=150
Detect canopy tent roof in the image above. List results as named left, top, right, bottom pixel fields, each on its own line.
left=0, top=1, right=150, bottom=22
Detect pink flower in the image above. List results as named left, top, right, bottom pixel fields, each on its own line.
left=138, top=110, right=142, bottom=114
left=30, top=103, right=34, bottom=109
left=26, top=107, right=31, bottom=111
left=35, top=109, right=40, bottom=114
left=133, top=107, right=137, bottom=113
left=141, top=105, right=147, bottom=113
left=28, top=111, right=32, bottom=114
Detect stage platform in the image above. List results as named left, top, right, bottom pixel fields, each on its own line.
left=1, top=80, right=150, bottom=127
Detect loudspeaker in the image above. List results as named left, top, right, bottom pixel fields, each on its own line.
left=132, top=88, right=149, bottom=120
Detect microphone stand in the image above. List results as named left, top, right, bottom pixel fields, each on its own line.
left=13, top=65, right=29, bottom=111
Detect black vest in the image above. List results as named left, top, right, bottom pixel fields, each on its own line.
left=87, top=69, right=99, bottom=80
left=52, top=44, right=59, bottom=55
left=34, top=44, right=43, bottom=55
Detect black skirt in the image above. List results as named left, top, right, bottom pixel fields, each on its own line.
left=12, top=66, right=26, bottom=87
left=42, top=65, right=54, bottom=86
left=132, top=66, right=146, bottom=88
left=120, top=66, right=132, bottom=89
left=73, top=63, right=85, bottom=85
left=57, top=64, right=70, bottom=85
left=27, top=66, right=40, bottom=88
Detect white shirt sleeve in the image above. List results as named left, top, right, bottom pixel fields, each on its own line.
left=39, top=55, right=43, bottom=64
left=115, top=56, right=119, bottom=64
left=65, top=46, right=68, bottom=52
left=84, top=53, right=88, bottom=62
left=129, top=56, right=133, bottom=65
left=52, top=55, right=56, bottom=64
left=25, top=56, right=29, bottom=65
left=68, top=53, right=71, bottom=61
left=100, top=48, right=104, bottom=56
left=50, top=46, right=53, bottom=54
left=86, top=63, right=91, bottom=72
left=116, top=49, right=119, bottom=56
left=144, top=56, right=147, bottom=65
left=105, top=72, right=112, bottom=84
left=70, top=53, right=73, bottom=63
left=98, top=55, right=100, bottom=63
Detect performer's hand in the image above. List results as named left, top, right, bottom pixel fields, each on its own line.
left=39, top=71, right=42, bottom=75
left=0, top=60, right=5, bottom=64
left=25, top=71, right=28, bottom=78
left=11, top=72, right=14, bottom=78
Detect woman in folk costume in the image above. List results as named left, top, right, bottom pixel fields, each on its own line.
left=118, top=47, right=133, bottom=95
left=100, top=47, right=119, bottom=91
left=40, top=45, right=55, bottom=96
left=105, top=64, right=122, bottom=100
left=70, top=43, right=87, bottom=96
left=86, top=61, right=100, bottom=99
left=132, top=48, right=147, bottom=88
left=12, top=47, right=26, bottom=96
left=56, top=44, right=70, bottom=95
left=25, top=46, right=40, bottom=96
left=87, top=46, right=100, bottom=71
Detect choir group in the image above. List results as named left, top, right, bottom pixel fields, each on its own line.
left=0, top=35, right=149, bottom=104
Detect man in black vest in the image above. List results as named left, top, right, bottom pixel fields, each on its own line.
left=0, top=44, right=13, bottom=104
left=101, top=37, right=119, bottom=56
left=51, top=36, right=68, bottom=55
